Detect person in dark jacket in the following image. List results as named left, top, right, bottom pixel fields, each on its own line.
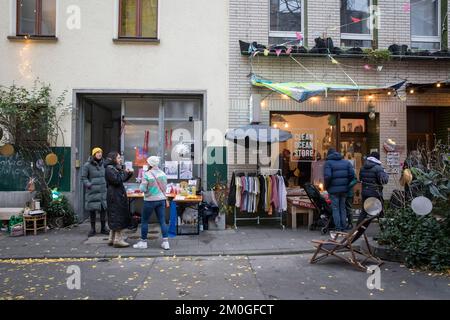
left=81, top=147, right=109, bottom=237
left=324, top=148, right=355, bottom=231
left=104, top=152, right=133, bottom=248
left=358, top=151, right=389, bottom=224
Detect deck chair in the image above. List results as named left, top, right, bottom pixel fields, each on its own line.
left=310, top=215, right=383, bottom=271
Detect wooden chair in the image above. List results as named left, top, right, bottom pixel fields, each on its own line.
left=310, top=215, right=383, bottom=271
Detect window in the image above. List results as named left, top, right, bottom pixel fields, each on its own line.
left=340, top=0, right=372, bottom=47
left=411, top=0, right=441, bottom=50
left=16, top=0, right=56, bottom=36
left=119, top=0, right=158, bottom=39
left=269, top=0, right=304, bottom=45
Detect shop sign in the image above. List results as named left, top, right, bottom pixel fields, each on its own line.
left=292, top=132, right=315, bottom=162
left=386, top=152, right=400, bottom=174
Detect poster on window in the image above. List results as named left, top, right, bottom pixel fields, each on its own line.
left=164, top=161, right=179, bottom=179
left=179, top=161, right=193, bottom=179
left=292, top=132, right=316, bottom=162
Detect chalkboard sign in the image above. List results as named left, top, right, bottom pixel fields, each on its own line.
left=206, top=147, right=227, bottom=190
left=0, top=147, right=71, bottom=192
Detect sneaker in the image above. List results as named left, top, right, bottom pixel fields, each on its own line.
left=133, top=240, right=148, bottom=249
left=161, top=241, right=170, bottom=250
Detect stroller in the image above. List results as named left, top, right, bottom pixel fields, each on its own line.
left=304, top=183, right=333, bottom=234
left=304, top=183, right=354, bottom=234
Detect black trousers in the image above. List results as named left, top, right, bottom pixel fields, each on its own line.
left=89, top=208, right=107, bottom=229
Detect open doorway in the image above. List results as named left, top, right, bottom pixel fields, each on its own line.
left=75, top=93, right=204, bottom=221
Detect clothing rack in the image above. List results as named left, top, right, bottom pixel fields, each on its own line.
left=232, top=170, right=285, bottom=230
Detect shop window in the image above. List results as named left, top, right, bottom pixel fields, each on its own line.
left=17, top=0, right=56, bottom=36
left=122, top=98, right=201, bottom=181
left=340, top=0, right=373, bottom=48
left=269, top=0, right=304, bottom=45
left=411, top=0, right=441, bottom=50
left=119, top=0, right=158, bottom=39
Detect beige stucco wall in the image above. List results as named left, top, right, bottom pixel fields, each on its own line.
left=0, top=0, right=229, bottom=146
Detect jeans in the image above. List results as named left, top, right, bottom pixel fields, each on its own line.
left=330, top=193, right=348, bottom=231
left=141, top=200, right=168, bottom=240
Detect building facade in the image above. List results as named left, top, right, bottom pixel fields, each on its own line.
left=0, top=0, right=229, bottom=218
left=228, top=0, right=450, bottom=200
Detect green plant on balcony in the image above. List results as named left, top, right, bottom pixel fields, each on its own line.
left=363, top=48, right=392, bottom=65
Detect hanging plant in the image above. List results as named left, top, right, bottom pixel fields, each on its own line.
left=363, top=48, right=392, bottom=65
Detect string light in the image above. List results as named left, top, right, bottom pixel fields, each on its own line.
left=310, top=96, right=319, bottom=102
left=281, top=94, right=289, bottom=100
left=368, top=94, right=374, bottom=100
left=339, top=96, right=347, bottom=102
left=273, top=123, right=278, bottom=128
left=284, top=122, right=289, bottom=128
left=387, top=91, right=392, bottom=96
left=409, top=89, right=415, bottom=94
left=436, top=82, right=442, bottom=88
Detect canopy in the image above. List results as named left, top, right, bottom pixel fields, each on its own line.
left=251, top=74, right=407, bottom=103
left=225, top=124, right=292, bottom=143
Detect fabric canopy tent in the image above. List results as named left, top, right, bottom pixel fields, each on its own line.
left=251, top=74, right=407, bottom=103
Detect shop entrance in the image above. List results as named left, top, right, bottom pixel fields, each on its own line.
left=75, top=93, right=204, bottom=220
left=270, top=112, right=380, bottom=205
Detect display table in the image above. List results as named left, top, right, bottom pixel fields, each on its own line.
left=126, top=193, right=203, bottom=236
left=287, top=197, right=315, bottom=230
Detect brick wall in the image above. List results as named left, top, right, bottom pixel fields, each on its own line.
left=228, top=0, right=450, bottom=198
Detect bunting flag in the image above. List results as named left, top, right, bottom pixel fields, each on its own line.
left=351, top=17, right=362, bottom=23
left=295, top=32, right=303, bottom=41
left=275, top=49, right=282, bottom=56
left=250, top=74, right=407, bottom=103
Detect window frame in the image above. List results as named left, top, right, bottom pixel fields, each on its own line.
left=340, top=0, right=373, bottom=45
left=269, top=0, right=305, bottom=42
left=16, top=0, right=56, bottom=37
left=410, top=0, right=441, bottom=48
left=118, top=0, right=159, bottom=39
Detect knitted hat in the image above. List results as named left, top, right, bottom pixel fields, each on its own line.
left=92, top=147, right=103, bottom=156
left=147, top=156, right=160, bottom=167
left=369, top=151, right=380, bottom=160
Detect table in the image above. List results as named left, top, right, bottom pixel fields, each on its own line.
left=287, top=197, right=315, bottom=230
left=23, top=213, right=47, bottom=236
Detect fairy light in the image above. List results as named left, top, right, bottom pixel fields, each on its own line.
left=281, top=94, right=289, bottom=100
left=273, top=123, right=278, bottom=128
left=409, top=89, right=415, bottom=94
left=368, top=94, right=374, bottom=100
left=311, top=96, right=319, bottom=102
left=436, top=82, right=442, bottom=88
left=284, top=122, right=289, bottom=128
left=339, top=96, right=347, bottom=102
left=387, top=91, right=392, bottom=96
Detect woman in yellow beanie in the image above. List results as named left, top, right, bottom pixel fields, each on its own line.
left=81, top=147, right=109, bottom=237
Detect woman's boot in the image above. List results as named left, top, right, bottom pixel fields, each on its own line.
left=113, top=230, right=130, bottom=248
left=88, top=211, right=96, bottom=237
left=108, top=230, right=116, bottom=246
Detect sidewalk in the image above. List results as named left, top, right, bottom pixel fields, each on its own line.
left=0, top=222, right=379, bottom=260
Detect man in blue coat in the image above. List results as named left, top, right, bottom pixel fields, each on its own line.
left=324, top=148, right=355, bottom=231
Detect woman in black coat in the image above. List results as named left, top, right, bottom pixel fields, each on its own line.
left=104, top=152, right=133, bottom=248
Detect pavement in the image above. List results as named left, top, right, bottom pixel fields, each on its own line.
left=0, top=221, right=350, bottom=259
left=0, top=255, right=448, bottom=300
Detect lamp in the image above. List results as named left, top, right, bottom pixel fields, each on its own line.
left=368, top=101, right=376, bottom=120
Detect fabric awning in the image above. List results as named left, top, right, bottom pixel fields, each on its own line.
left=251, top=74, right=407, bottom=103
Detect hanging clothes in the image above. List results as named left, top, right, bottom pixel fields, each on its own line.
left=228, top=172, right=237, bottom=207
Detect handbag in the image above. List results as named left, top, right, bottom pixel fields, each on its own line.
left=149, top=170, right=170, bottom=208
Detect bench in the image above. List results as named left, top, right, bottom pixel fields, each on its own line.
left=0, top=208, right=24, bottom=221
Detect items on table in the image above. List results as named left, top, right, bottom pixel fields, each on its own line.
left=228, top=173, right=287, bottom=215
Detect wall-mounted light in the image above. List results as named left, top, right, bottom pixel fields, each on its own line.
left=284, top=122, right=289, bottom=128
left=368, top=94, right=374, bottom=100
left=387, top=91, right=392, bottom=96
left=368, top=101, right=376, bottom=121
left=339, top=96, right=346, bottom=102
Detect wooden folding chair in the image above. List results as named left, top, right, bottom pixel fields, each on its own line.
left=310, top=216, right=383, bottom=271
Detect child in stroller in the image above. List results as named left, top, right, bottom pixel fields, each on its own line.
left=304, top=183, right=353, bottom=234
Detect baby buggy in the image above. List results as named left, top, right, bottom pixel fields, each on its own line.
left=304, top=183, right=334, bottom=234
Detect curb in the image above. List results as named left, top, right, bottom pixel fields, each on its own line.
left=0, top=248, right=317, bottom=261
